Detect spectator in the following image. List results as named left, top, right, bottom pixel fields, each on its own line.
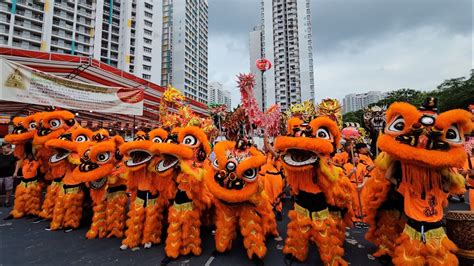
left=0, top=143, right=20, bottom=207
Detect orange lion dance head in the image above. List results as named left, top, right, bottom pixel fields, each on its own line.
left=204, top=140, right=266, bottom=203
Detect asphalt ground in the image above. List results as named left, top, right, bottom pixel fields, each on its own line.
left=0, top=195, right=471, bottom=266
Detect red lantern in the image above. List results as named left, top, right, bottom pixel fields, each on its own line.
left=256, top=58, right=272, bottom=72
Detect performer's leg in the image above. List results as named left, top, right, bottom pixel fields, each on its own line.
left=63, top=191, right=84, bottom=229
left=180, top=207, right=202, bottom=256
left=50, top=191, right=66, bottom=230
left=425, top=231, right=458, bottom=266
left=165, top=205, right=183, bottom=258
left=121, top=202, right=146, bottom=249
left=392, top=227, right=425, bottom=266
left=142, top=202, right=163, bottom=246
left=239, top=207, right=266, bottom=259
left=39, top=183, right=61, bottom=220
left=371, top=209, right=405, bottom=257
left=311, top=212, right=348, bottom=266
left=106, top=193, right=128, bottom=239
left=10, top=185, right=27, bottom=218
left=86, top=202, right=106, bottom=239
left=26, top=183, right=42, bottom=216
left=214, top=205, right=237, bottom=253
left=282, top=210, right=312, bottom=262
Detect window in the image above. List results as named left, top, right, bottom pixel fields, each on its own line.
left=143, top=56, right=151, bottom=62
left=144, top=20, right=152, bottom=27
left=145, top=11, right=153, bottom=18
left=144, top=29, right=152, bottom=35
left=143, top=65, right=151, bottom=71
left=142, top=74, right=151, bottom=79
left=144, top=47, right=152, bottom=53
left=144, top=38, right=152, bottom=44
left=145, top=3, right=153, bottom=9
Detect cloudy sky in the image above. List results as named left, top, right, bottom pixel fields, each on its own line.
left=207, top=0, right=473, bottom=108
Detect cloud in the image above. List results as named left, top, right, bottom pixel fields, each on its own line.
left=208, top=0, right=473, bottom=108
left=316, top=25, right=472, bottom=102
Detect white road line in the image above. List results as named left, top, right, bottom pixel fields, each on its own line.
left=204, top=256, right=215, bottom=266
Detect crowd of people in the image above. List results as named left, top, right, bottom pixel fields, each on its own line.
left=1, top=95, right=473, bottom=266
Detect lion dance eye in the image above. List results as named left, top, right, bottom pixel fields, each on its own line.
left=182, top=135, right=197, bottom=146
left=75, top=135, right=88, bottom=142
left=96, top=152, right=110, bottom=163
left=49, top=119, right=61, bottom=129
left=152, top=136, right=163, bottom=143
left=445, top=125, right=461, bottom=143
left=28, top=122, right=37, bottom=130
left=316, top=128, right=331, bottom=140
left=242, top=168, right=258, bottom=182
left=387, top=116, right=405, bottom=133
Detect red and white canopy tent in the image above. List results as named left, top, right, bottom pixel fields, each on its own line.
left=0, top=47, right=208, bottom=135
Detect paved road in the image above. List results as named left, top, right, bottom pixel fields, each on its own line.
left=0, top=198, right=471, bottom=266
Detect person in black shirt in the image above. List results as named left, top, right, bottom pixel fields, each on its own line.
left=0, top=143, right=20, bottom=207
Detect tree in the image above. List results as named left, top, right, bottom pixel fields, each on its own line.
left=431, top=70, right=474, bottom=112
left=371, top=88, right=427, bottom=107
left=342, top=109, right=364, bottom=125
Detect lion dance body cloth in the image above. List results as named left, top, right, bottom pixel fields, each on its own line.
left=204, top=140, right=278, bottom=261
left=362, top=99, right=472, bottom=265
left=275, top=116, right=355, bottom=265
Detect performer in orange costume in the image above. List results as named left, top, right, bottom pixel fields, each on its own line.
left=9, top=143, right=42, bottom=218
left=363, top=98, right=472, bottom=265
left=4, top=114, right=41, bottom=219
left=34, top=109, right=77, bottom=221
left=45, top=126, right=93, bottom=232
left=204, top=139, right=277, bottom=262
left=274, top=116, right=354, bottom=265
left=4, top=114, right=38, bottom=160
left=150, top=126, right=213, bottom=264
left=119, top=129, right=173, bottom=250
left=73, top=130, right=128, bottom=239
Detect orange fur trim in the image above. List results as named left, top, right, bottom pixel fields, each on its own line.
left=275, top=136, right=333, bottom=155
left=148, top=128, right=168, bottom=141
left=150, top=142, right=193, bottom=160
left=122, top=203, right=146, bottom=248
left=239, top=206, right=267, bottom=259
left=105, top=192, right=128, bottom=238
left=86, top=201, right=107, bottom=239
left=378, top=135, right=467, bottom=168
left=435, top=109, right=472, bottom=135
left=50, top=190, right=84, bottom=230
left=39, top=182, right=62, bottom=219
left=165, top=205, right=202, bottom=258
left=287, top=117, right=304, bottom=134
left=10, top=182, right=42, bottom=218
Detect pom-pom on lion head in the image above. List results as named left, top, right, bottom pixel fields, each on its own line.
left=204, top=140, right=266, bottom=203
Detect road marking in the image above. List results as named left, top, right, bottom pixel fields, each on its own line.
left=0, top=222, right=12, bottom=227
left=204, top=256, right=215, bottom=266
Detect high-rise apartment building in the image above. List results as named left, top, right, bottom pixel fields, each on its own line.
left=249, top=25, right=265, bottom=110
left=342, top=91, right=386, bottom=113
left=257, top=0, right=315, bottom=111
left=208, top=81, right=231, bottom=109
left=0, top=0, right=162, bottom=84
left=161, top=0, right=208, bottom=104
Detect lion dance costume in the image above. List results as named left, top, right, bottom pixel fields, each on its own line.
left=35, top=109, right=78, bottom=220
left=362, top=98, right=472, bottom=265
left=73, top=130, right=128, bottom=239
left=5, top=114, right=42, bottom=218
left=119, top=129, right=174, bottom=250
left=204, top=139, right=277, bottom=261
left=46, top=126, right=93, bottom=231
left=274, top=116, right=354, bottom=265
left=151, top=126, right=213, bottom=262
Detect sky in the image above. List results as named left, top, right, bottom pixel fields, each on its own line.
left=207, top=0, right=473, bottom=108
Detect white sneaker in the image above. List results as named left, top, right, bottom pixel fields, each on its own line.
left=120, top=244, right=128, bottom=250
left=144, top=242, right=152, bottom=249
